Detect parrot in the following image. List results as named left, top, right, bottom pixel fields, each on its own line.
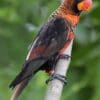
left=9, top=0, right=92, bottom=99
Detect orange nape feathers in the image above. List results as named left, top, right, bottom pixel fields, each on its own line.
left=77, top=0, right=93, bottom=11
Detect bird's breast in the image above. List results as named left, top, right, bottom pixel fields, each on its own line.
left=60, top=32, right=75, bottom=53
left=65, top=14, right=80, bottom=26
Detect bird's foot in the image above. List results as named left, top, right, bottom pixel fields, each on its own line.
left=45, top=54, right=70, bottom=84
left=56, top=54, right=71, bottom=61
left=46, top=74, right=67, bottom=84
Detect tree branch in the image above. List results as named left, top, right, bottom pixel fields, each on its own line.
left=44, top=39, right=74, bottom=100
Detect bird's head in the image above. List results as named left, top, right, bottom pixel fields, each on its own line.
left=63, top=0, right=93, bottom=14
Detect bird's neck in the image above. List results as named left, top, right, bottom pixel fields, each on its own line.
left=50, top=1, right=80, bottom=26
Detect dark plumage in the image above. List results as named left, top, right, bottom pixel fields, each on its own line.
left=9, top=0, right=92, bottom=99
left=10, top=17, right=69, bottom=88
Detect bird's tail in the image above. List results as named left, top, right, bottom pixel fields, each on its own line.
left=10, top=78, right=31, bottom=100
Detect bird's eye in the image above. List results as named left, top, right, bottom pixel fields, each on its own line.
left=76, top=0, right=83, bottom=3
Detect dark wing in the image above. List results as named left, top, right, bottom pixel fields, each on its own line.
left=10, top=17, right=69, bottom=88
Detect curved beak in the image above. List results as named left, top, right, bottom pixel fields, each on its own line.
left=77, top=0, right=93, bottom=11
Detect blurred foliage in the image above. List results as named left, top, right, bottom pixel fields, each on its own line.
left=0, top=0, right=100, bottom=100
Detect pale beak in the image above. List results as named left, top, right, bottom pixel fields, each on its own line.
left=77, top=0, right=93, bottom=11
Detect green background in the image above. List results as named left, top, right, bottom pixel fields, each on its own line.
left=0, top=0, right=100, bottom=100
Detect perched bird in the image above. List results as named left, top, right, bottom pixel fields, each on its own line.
left=9, top=0, right=92, bottom=99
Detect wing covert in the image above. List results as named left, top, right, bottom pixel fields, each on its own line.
left=26, top=17, right=69, bottom=63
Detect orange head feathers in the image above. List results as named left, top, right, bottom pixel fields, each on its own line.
left=58, top=0, right=93, bottom=25
left=62, top=0, right=93, bottom=14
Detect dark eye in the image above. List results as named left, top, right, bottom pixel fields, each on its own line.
left=76, top=0, right=82, bottom=3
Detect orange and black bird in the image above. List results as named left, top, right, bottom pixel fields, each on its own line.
left=9, top=0, right=92, bottom=99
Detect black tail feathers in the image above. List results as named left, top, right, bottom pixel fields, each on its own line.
left=10, top=78, right=31, bottom=100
